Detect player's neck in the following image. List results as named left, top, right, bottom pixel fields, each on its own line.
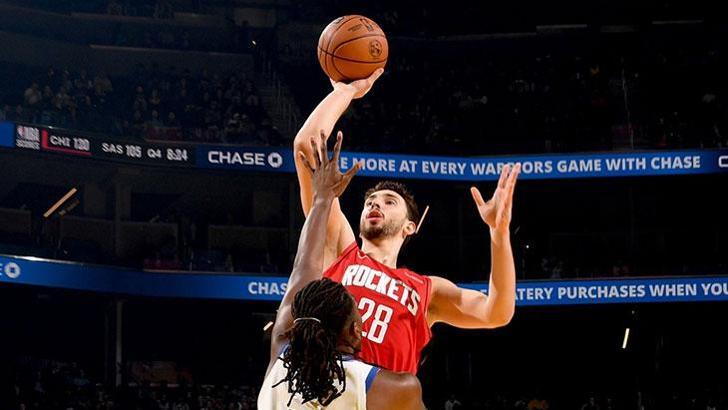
left=336, top=343, right=356, bottom=357
left=360, top=237, right=401, bottom=269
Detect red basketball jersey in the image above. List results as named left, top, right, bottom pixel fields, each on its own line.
left=323, top=242, right=433, bottom=375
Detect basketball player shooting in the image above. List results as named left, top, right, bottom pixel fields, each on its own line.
left=293, top=70, right=520, bottom=375
left=260, top=132, right=425, bottom=409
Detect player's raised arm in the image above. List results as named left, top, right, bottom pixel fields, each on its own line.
left=428, top=164, right=520, bottom=329
left=293, top=69, right=383, bottom=265
left=267, top=132, right=361, bottom=375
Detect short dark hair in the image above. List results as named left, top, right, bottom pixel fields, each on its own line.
left=364, top=181, right=420, bottom=225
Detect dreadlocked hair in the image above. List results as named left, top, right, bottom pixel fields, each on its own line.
left=274, top=278, right=356, bottom=406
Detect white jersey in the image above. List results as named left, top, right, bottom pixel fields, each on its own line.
left=258, top=351, right=380, bottom=410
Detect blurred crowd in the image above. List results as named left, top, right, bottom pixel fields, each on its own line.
left=283, top=33, right=727, bottom=155
left=438, top=391, right=726, bottom=410
left=3, top=67, right=115, bottom=135
left=107, top=23, right=255, bottom=54
left=0, top=224, right=286, bottom=275
left=8, top=357, right=726, bottom=410
left=8, top=0, right=189, bottom=17
left=122, top=63, right=280, bottom=145
left=1, top=13, right=725, bottom=155
left=105, top=0, right=174, bottom=19
left=9, top=359, right=258, bottom=410
left=1, top=63, right=281, bottom=145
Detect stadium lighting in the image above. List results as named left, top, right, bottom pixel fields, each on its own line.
left=651, top=19, right=703, bottom=25
left=43, top=188, right=78, bottom=218
left=622, top=327, right=630, bottom=349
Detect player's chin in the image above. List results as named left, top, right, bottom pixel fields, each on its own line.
left=365, top=219, right=383, bottom=227
left=360, top=225, right=385, bottom=240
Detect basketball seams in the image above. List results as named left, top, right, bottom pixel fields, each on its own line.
left=318, top=47, right=329, bottom=79
left=322, top=15, right=360, bottom=82
left=326, top=15, right=360, bottom=53
left=331, top=33, right=387, bottom=56
left=319, top=20, right=336, bottom=78
left=320, top=15, right=387, bottom=82
left=330, top=55, right=348, bottom=82
left=317, top=47, right=388, bottom=64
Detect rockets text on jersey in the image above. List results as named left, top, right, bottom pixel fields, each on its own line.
left=324, top=242, right=432, bottom=374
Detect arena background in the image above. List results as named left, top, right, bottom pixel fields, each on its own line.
left=0, top=0, right=726, bottom=408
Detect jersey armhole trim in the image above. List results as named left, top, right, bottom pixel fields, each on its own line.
left=276, top=343, right=289, bottom=358
left=365, top=366, right=381, bottom=393
left=423, top=275, right=434, bottom=340
left=325, top=241, right=359, bottom=273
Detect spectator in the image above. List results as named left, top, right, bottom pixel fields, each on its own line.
left=0, top=104, right=10, bottom=121
left=550, top=261, right=564, bottom=279
left=444, top=394, right=462, bottom=410
left=581, top=396, right=601, bottom=410
left=148, top=109, right=163, bottom=127
left=23, top=82, right=42, bottom=108
left=528, top=395, right=549, bottom=410
left=94, top=72, right=114, bottom=96
left=131, top=110, right=146, bottom=136
left=107, top=0, right=123, bottom=15
left=154, top=0, right=174, bottom=19
left=166, top=112, right=180, bottom=127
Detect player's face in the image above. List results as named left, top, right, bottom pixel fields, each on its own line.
left=360, top=190, right=409, bottom=241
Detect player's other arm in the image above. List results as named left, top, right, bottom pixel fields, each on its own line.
left=428, top=164, right=520, bottom=329
left=293, top=69, right=383, bottom=265
left=367, top=371, right=425, bottom=410
left=267, top=133, right=360, bottom=375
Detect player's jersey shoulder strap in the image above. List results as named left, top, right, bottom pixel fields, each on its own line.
left=340, top=241, right=359, bottom=257
left=365, top=365, right=380, bottom=392
left=399, top=267, right=433, bottom=289
left=342, top=357, right=381, bottom=393
left=326, top=241, right=359, bottom=270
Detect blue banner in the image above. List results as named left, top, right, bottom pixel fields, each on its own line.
left=196, top=145, right=728, bottom=181
left=337, top=149, right=728, bottom=181
left=0, top=254, right=286, bottom=301
left=6, top=122, right=728, bottom=180
left=0, top=121, right=13, bottom=147
left=3, top=254, right=728, bottom=306
left=460, top=277, right=728, bottom=306
left=197, top=145, right=293, bottom=173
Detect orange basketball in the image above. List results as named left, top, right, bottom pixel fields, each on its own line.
left=317, top=15, right=388, bottom=83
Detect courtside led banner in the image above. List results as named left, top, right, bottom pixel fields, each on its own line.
left=2, top=254, right=728, bottom=306
left=6, top=122, right=728, bottom=181
left=337, top=149, right=728, bottom=181
left=196, top=146, right=728, bottom=181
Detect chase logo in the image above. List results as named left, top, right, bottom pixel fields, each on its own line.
left=719, top=155, right=728, bottom=169
left=1, top=262, right=21, bottom=279
left=267, top=152, right=283, bottom=169
left=248, top=281, right=287, bottom=296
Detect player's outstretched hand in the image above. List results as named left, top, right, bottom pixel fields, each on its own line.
left=298, top=130, right=361, bottom=199
left=470, top=164, right=521, bottom=236
left=330, top=68, right=384, bottom=99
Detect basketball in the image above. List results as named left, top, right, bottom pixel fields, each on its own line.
left=317, top=15, right=388, bottom=83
